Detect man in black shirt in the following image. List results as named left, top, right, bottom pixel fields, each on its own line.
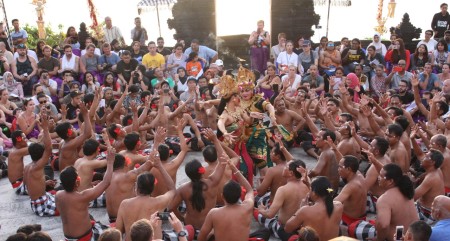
left=117, top=50, right=138, bottom=86
left=432, top=3, right=450, bottom=39
left=398, top=79, right=414, bottom=105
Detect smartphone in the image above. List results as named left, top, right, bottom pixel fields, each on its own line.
left=163, top=89, right=169, bottom=94
left=392, top=45, right=399, bottom=50
left=157, top=212, right=170, bottom=221
left=99, top=99, right=105, bottom=108
left=273, top=84, right=279, bottom=93
left=393, top=66, right=403, bottom=72
left=395, top=225, right=404, bottom=241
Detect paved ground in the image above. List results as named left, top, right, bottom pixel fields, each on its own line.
left=0, top=145, right=318, bottom=241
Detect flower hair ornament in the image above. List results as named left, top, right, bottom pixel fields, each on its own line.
left=127, top=119, right=133, bottom=125
left=198, top=166, right=206, bottom=174
left=16, top=136, right=23, bottom=142
left=125, top=157, right=132, bottom=166
left=327, top=188, right=334, bottom=193
left=113, top=127, right=120, bottom=135
left=67, top=128, right=73, bottom=137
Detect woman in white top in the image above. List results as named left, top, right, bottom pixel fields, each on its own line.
left=276, top=40, right=298, bottom=75
left=281, top=65, right=302, bottom=97
left=367, top=33, right=387, bottom=56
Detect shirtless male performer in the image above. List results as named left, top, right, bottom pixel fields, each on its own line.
left=255, top=160, right=309, bottom=241
left=56, top=147, right=115, bottom=241
left=376, top=163, right=419, bottom=241
left=198, top=160, right=254, bottom=241
left=8, top=130, right=29, bottom=195
left=74, top=139, right=107, bottom=192
left=308, top=129, right=340, bottom=192
left=335, top=155, right=368, bottom=227
left=273, top=97, right=305, bottom=146
left=150, top=122, right=187, bottom=196
left=284, top=176, right=344, bottom=241
left=409, top=135, right=445, bottom=224
left=105, top=153, right=154, bottom=224
left=255, top=143, right=290, bottom=206
left=23, top=111, right=58, bottom=216
left=202, top=128, right=240, bottom=206
left=169, top=130, right=227, bottom=232
left=115, top=151, right=176, bottom=241
left=55, top=102, right=92, bottom=171
left=425, top=134, right=450, bottom=197
left=359, top=136, right=391, bottom=213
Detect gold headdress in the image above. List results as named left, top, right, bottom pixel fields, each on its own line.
left=218, top=75, right=239, bottom=99
left=237, top=66, right=256, bottom=90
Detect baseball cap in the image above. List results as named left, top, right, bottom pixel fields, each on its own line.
left=302, top=40, right=311, bottom=46
left=16, top=43, right=26, bottom=49
left=214, top=59, right=224, bottom=66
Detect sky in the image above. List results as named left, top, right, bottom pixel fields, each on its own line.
left=1, top=0, right=442, bottom=47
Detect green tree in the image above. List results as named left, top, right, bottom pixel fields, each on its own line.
left=271, top=0, right=320, bottom=42
left=18, top=24, right=65, bottom=50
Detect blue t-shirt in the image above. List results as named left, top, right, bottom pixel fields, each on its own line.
left=430, top=219, right=450, bottom=241
left=184, top=46, right=217, bottom=65
left=11, top=29, right=28, bottom=42
left=99, top=53, right=120, bottom=65
left=419, top=72, right=439, bottom=91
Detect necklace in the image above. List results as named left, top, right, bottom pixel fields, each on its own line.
left=225, top=106, right=242, bottom=122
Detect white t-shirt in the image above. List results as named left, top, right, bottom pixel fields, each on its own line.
left=40, top=78, right=58, bottom=96
left=276, top=51, right=298, bottom=74
left=417, top=39, right=438, bottom=53
left=81, top=48, right=102, bottom=56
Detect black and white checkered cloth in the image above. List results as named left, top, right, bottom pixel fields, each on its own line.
left=89, top=192, right=107, bottom=208
left=30, top=192, right=58, bottom=217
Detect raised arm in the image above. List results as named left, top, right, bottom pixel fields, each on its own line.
left=169, top=119, right=188, bottom=169
left=35, top=111, right=52, bottom=169
left=411, top=75, right=430, bottom=118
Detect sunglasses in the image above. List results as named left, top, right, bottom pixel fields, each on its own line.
left=39, top=100, right=47, bottom=104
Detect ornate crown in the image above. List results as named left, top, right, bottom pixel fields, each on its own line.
left=218, top=75, right=239, bottom=99
left=237, top=66, right=256, bottom=91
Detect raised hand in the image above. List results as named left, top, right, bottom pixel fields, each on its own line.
left=60, top=104, right=67, bottom=116
left=153, top=126, right=167, bottom=145
left=411, top=75, right=419, bottom=87
left=130, top=101, right=138, bottom=113
left=38, top=109, right=49, bottom=129
left=203, top=128, right=217, bottom=141
left=106, top=147, right=116, bottom=164
left=79, top=102, right=88, bottom=114
left=360, top=104, right=372, bottom=117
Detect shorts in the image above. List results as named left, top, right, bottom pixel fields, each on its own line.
left=416, top=202, right=434, bottom=224
left=30, top=192, right=59, bottom=217
left=366, top=192, right=378, bottom=214
left=64, top=220, right=108, bottom=241
left=348, top=220, right=376, bottom=240
left=12, top=179, right=28, bottom=195
left=341, top=213, right=366, bottom=226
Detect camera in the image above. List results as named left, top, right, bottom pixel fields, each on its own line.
left=104, top=63, right=113, bottom=70
left=163, top=89, right=169, bottom=94
left=157, top=212, right=170, bottom=221
left=133, top=72, right=140, bottom=84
